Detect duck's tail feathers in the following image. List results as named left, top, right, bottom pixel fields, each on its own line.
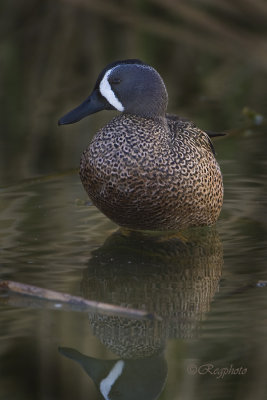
left=206, top=131, right=227, bottom=138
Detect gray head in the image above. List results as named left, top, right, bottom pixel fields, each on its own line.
left=58, top=59, right=168, bottom=125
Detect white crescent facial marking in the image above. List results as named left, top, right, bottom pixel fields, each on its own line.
left=100, top=360, right=125, bottom=400
left=99, top=68, right=124, bottom=111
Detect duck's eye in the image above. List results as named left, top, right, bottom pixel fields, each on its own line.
left=110, top=78, right=121, bottom=85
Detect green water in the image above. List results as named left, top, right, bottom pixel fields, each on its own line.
left=1, top=131, right=267, bottom=399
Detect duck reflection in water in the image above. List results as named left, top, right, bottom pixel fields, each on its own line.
left=60, top=227, right=223, bottom=400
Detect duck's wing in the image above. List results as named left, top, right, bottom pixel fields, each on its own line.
left=166, top=113, right=219, bottom=155
left=166, top=114, right=226, bottom=138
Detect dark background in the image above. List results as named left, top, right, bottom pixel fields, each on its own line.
left=0, top=0, right=266, bottom=185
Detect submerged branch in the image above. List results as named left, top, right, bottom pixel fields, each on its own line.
left=0, top=280, right=161, bottom=321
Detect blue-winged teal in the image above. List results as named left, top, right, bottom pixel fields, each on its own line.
left=60, top=347, right=167, bottom=400
left=59, top=59, right=223, bottom=231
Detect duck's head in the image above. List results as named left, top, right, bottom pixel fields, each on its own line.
left=58, top=59, right=168, bottom=125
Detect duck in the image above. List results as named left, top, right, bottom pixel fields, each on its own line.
left=59, top=347, right=167, bottom=400
left=58, top=59, right=223, bottom=231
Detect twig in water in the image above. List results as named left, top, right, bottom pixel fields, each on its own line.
left=0, top=280, right=161, bottom=321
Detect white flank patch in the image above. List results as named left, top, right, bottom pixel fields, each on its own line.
left=99, top=68, right=124, bottom=111
left=100, top=360, right=125, bottom=400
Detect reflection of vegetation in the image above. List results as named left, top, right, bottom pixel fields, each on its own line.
left=0, top=0, right=266, bottom=184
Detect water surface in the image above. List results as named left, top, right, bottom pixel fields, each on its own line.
left=1, top=130, right=267, bottom=399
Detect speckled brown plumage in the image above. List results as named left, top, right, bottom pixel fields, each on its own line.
left=82, top=228, right=223, bottom=356
left=59, top=59, right=223, bottom=230
left=79, top=113, right=223, bottom=230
